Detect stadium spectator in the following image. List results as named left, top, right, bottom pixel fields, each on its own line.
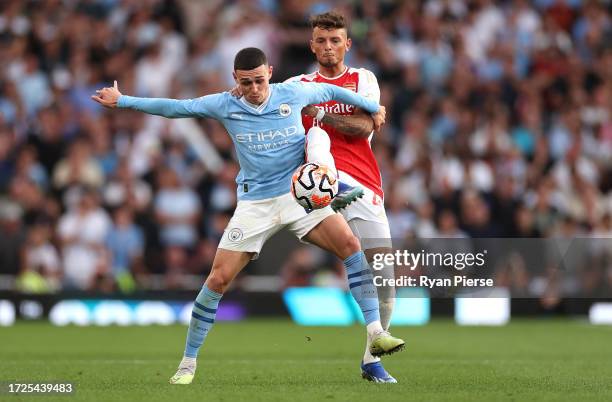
left=103, top=159, right=152, bottom=212
left=154, top=166, right=201, bottom=288
left=0, top=199, right=25, bottom=277
left=106, top=205, right=145, bottom=292
left=17, top=219, right=61, bottom=293
left=52, top=138, right=105, bottom=192
left=14, top=145, right=49, bottom=190
left=57, top=188, right=112, bottom=291
left=154, top=167, right=201, bottom=249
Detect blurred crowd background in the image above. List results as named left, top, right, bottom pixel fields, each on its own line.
left=0, top=0, right=611, bottom=294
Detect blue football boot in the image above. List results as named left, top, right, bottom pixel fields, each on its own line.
left=331, top=181, right=365, bottom=212
left=361, top=361, right=397, bottom=383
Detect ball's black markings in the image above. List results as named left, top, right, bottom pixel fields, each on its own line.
left=318, top=173, right=335, bottom=198
left=297, top=163, right=318, bottom=190
left=293, top=162, right=337, bottom=209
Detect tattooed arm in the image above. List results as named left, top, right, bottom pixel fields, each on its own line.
left=301, top=105, right=386, bottom=138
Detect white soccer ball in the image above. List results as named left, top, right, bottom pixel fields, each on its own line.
left=291, top=163, right=338, bottom=209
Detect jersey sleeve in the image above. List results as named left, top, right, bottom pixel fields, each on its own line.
left=357, top=68, right=381, bottom=103
left=117, top=93, right=228, bottom=119
left=291, top=81, right=380, bottom=114
left=283, top=74, right=304, bottom=83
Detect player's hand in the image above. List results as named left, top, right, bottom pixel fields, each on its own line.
left=301, top=105, right=318, bottom=118
left=371, top=105, right=386, bottom=131
left=91, top=80, right=122, bottom=108
left=229, top=85, right=243, bottom=98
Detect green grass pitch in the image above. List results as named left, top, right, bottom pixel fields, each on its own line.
left=1, top=319, right=611, bottom=401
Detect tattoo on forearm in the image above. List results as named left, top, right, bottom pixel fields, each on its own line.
left=320, top=113, right=373, bottom=137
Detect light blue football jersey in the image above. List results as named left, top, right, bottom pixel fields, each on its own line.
left=118, top=81, right=380, bottom=201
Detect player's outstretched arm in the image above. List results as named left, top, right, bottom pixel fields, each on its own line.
left=301, top=105, right=386, bottom=138
left=302, top=82, right=380, bottom=114
left=91, top=81, right=224, bottom=119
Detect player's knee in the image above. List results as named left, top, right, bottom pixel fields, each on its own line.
left=307, top=126, right=330, bottom=146
left=206, top=270, right=232, bottom=294
left=338, top=233, right=361, bottom=259
left=307, top=126, right=328, bottom=136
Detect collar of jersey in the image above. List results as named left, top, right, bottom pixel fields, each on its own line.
left=239, top=87, right=272, bottom=113
left=316, top=66, right=349, bottom=81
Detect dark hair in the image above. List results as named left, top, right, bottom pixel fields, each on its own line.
left=309, top=11, right=347, bottom=31
left=234, top=47, right=268, bottom=71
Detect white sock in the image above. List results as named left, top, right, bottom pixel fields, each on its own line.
left=363, top=258, right=396, bottom=364
left=366, top=321, right=384, bottom=337
left=377, top=260, right=396, bottom=330
left=363, top=311, right=390, bottom=365
left=180, top=356, right=197, bottom=368
left=305, top=126, right=336, bottom=172
left=379, top=299, right=395, bottom=331
left=362, top=300, right=395, bottom=364
left=363, top=333, right=380, bottom=364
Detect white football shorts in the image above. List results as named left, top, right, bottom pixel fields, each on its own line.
left=218, top=192, right=335, bottom=259
left=338, top=170, right=392, bottom=250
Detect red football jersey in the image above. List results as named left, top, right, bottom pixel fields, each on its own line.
left=287, top=67, right=383, bottom=197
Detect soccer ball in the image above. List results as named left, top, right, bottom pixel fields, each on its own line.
left=291, top=163, right=338, bottom=209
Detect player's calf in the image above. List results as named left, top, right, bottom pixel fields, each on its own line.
left=170, top=249, right=252, bottom=384
left=170, top=284, right=222, bottom=384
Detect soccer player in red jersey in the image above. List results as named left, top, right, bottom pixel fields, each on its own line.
left=286, top=12, right=398, bottom=383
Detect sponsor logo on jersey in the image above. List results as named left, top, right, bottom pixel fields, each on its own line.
left=236, top=125, right=301, bottom=152
left=235, top=125, right=299, bottom=143
left=315, top=103, right=354, bottom=115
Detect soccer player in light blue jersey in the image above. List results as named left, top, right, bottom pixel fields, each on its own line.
left=92, top=47, right=404, bottom=385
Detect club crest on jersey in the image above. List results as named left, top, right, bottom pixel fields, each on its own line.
left=279, top=103, right=291, bottom=117
left=342, top=82, right=357, bottom=92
